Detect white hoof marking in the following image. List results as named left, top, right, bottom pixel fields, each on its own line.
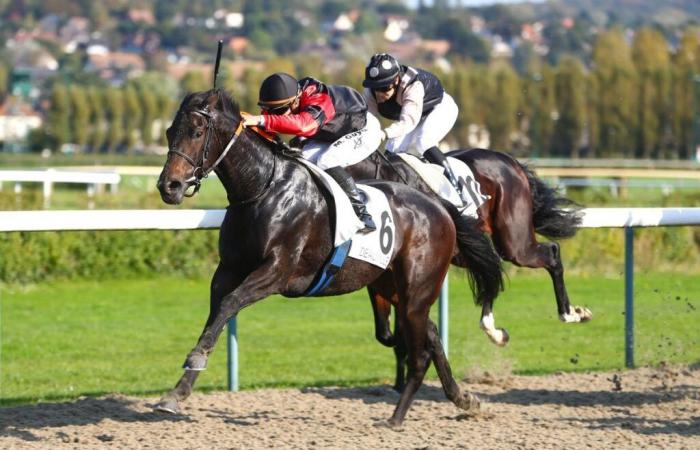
left=480, top=313, right=509, bottom=346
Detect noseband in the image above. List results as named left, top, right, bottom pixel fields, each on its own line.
left=167, top=107, right=245, bottom=197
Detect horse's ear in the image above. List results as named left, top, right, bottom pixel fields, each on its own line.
left=205, top=91, right=220, bottom=112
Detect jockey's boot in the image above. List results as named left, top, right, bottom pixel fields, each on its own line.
left=326, top=166, right=377, bottom=234
left=424, top=146, right=470, bottom=205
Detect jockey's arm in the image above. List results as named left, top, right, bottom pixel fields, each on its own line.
left=383, top=82, right=424, bottom=140
left=363, top=87, right=380, bottom=118
left=262, top=91, right=334, bottom=137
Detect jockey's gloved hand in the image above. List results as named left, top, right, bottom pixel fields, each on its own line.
left=242, top=115, right=263, bottom=128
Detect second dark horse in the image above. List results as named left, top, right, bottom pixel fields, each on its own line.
left=347, top=149, right=589, bottom=349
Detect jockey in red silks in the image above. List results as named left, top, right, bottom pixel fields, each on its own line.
left=242, top=73, right=383, bottom=233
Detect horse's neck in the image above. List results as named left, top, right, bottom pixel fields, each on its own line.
left=215, top=131, right=276, bottom=205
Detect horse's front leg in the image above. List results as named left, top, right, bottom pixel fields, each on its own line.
left=156, top=261, right=282, bottom=413
left=479, top=301, right=510, bottom=346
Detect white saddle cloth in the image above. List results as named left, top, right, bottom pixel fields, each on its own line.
left=297, top=159, right=396, bottom=269
left=396, top=153, right=490, bottom=219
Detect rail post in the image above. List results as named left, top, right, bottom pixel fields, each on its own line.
left=624, top=227, right=635, bottom=368
left=227, top=317, right=239, bottom=391
left=439, top=276, right=449, bottom=357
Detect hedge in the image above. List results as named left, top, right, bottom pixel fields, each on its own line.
left=1, top=226, right=698, bottom=284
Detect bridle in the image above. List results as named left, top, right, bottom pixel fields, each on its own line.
left=167, top=106, right=245, bottom=197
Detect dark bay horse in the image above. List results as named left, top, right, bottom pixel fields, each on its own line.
left=155, top=89, right=503, bottom=425
left=347, top=150, right=590, bottom=350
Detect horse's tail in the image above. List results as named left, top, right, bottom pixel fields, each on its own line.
left=441, top=200, right=504, bottom=306
left=519, top=162, right=583, bottom=240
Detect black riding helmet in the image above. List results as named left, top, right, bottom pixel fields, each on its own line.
left=362, top=53, right=401, bottom=89
left=258, top=72, right=300, bottom=112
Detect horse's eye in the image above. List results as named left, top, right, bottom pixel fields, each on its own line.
left=194, top=130, right=204, bottom=139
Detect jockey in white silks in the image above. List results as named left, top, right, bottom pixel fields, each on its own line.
left=362, top=53, right=469, bottom=204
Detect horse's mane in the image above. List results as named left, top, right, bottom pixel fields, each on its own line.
left=213, top=89, right=241, bottom=119
left=178, top=88, right=241, bottom=119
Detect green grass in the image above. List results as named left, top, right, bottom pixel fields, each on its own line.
left=1, top=270, right=698, bottom=405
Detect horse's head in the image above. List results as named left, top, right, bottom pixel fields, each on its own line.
left=158, top=89, right=242, bottom=204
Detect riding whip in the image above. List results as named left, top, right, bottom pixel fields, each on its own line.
left=213, top=39, right=223, bottom=88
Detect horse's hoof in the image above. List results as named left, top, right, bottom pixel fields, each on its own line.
left=560, top=306, right=593, bottom=323
left=456, top=393, right=481, bottom=411
left=373, top=419, right=401, bottom=429
left=559, top=312, right=581, bottom=323
left=154, top=397, right=180, bottom=414
left=575, top=306, right=593, bottom=322
left=496, top=328, right=509, bottom=347
left=183, top=353, right=208, bottom=371
left=392, top=383, right=405, bottom=393
left=485, top=328, right=509, bottom=347
left=384, top=417, right=404, bottom=429
left=376, top=332, right=395, bottom=347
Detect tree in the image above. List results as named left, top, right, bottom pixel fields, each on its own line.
left=522, top=65, right=556, bottom=157
left=585, top=74, right=600, bottom=157
left=158, top=94, right=177, bottom=147
left=236, top=67, right=266, bottom=113
left=105, top=88, right=124, bottom=153
left=485, top=65, right=521, bottom=151
left=69, top=86, right=91, bottom=153
left=46, top=84, right=71, bottom=151
left=140, top=87, right=159, bottom=147
left=671, top=30, right=700, bottom=159
left=592, top=29, right=638, bottom=158
left=88, top=87, right=106, bottom=153
left=632, top=27, right=670, bottom=158
left=443, top=60, right=476, bottom=148
left=551, top=57, right=587, bottom=157
left=0, top=63, right=8, bottom=99
left=123, top=85, right=142, bottom=153
left=181, top=71, right=208, bottom=94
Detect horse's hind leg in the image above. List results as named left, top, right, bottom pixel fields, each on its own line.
left=368, top=274, right=397, bottom=347
left=479, top=300, right=510, bottom=346
left=368, top=274, right=407, bottom=392
left=498, top=232, right=590, bottom=323
left=489, top=197, right=590, bottom=341
left=387, top=299, right=433, bottom=426
left=392, top=309, right=407, bottom=393
left=543, top=242, right=591, bottom=322
left=426, top=319, right=479, bottom=411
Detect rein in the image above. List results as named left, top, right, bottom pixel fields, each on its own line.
left=376, top=151, right=410, bottom=185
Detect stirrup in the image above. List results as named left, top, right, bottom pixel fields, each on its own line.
left=448, top=177, right=470, bottom=206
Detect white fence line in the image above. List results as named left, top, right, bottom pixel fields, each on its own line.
left=0, top=209, right=226, bottom=232
left=580, top=207, right=700, bottom=228
left=1, top=207, right=699, bottom=232
left=0, top=169, right=121, bottom=201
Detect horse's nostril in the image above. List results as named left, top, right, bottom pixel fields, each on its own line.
left=167, top=180, right=182, bottom=192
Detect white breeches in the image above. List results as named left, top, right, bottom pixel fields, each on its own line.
left=385, top=93, right=458, bottom=155
left=301, top=113, right=382, bottom=169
